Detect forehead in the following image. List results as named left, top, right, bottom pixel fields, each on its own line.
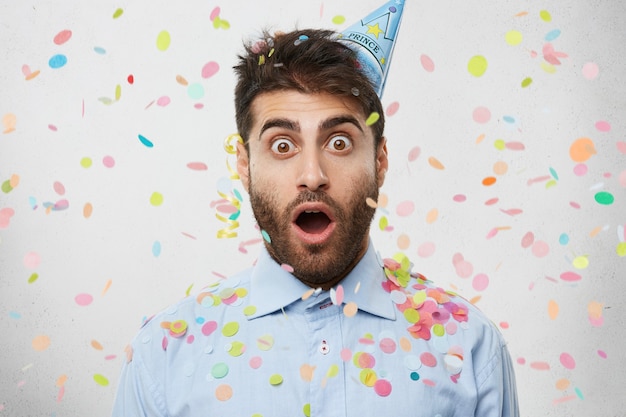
left=250, top=90, right=366, bottom=129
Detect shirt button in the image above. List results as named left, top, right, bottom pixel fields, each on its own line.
left=319, top=340, right=330, bottom=355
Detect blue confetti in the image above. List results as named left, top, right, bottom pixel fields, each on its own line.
left=48, top=54, right=67, bottom=69
left=549, top=167, right=559, bottom=180
left=545, top=29, right=561, bottom=41
left=94, top=46, right=107, bottom=55
left=559, top=233, right=569, bottom=245
left=138, top=134, right=154, bottom=148
left=261, top=229, right=271, bottom=243
left=152, top=240, right=161, bottom=257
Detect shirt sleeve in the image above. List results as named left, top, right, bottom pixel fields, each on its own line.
left=111, top=343, right=169, bottom=417
left=474, top=335, right=520, bottom=417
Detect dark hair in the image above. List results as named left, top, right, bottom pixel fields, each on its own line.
left=233, top=29, right=385, bottom=147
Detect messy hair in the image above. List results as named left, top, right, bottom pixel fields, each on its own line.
left=233, top=29, right=385, bottom=147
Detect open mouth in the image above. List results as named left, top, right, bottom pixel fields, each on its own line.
left=292, top=204, right=335, bottom=244
left=296, top=210, right=331, bottom=234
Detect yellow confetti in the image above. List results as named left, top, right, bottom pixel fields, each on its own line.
left=572, top=255, right=589, bottom=269
left=156, top=30, right=171, bottom=51
left=115, top=84, right=121, bottom=101
left=467, top=55, right=488, bottom=77
left=365, top=112, right=380, bottom=126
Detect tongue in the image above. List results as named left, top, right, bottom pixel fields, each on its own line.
left=297, top=213, right=330, bottom=234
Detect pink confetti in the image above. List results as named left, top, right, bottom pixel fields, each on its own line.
left=598, top=350, right=607, bottom=359
left=452, top=194, right=466, bottom=203
left=102, top=156, right=115, bottom=168
left=595, top=120, right=611, bottom=132
left=249, top=356, right=262, bottom=369
left=531, top=240, right=549, bottom=257
left=452, top=253, right=473, bottom=278
left=373, top=379, right=392, bottom=397
left=0, top=207, right=15, bottom=229
left=560, top=271, right=582, bottom=282
left=187, top=162, right=208, bottom=170
left=582, top=62, right=599, bottom=80
left=417, top=241, right=435, bottom=258
left=521, top=231, right=535, bottom=248
left=472, top=273, right=489, bottom=291
left=209, top=6, right=220, bottom=21
left=23, top=252, right=41, bottom=269
left=386, top=101, right=400, bottom=116
left=334, top=285, right=344, bottom=305
left=472, top=106, right=491, bottom=124
left=202, top=321, right=218, bottom=336
left=530, top=361, right=550, bottom=371
left=486, top=228, right=499, bottom=239
left=560, top=352, right=576, bottom=369
left=202, top=61, right=220, bottom=79
left=74, top=293, right=94, bottom=306
left=48, top=124, right=58, bottom=131
left=569, top=201, right=581, bottom=209
left=53, top=181, right=66, bottom=196
left=505, top=141, right=525, bottom=150
left=280, top=263, right=294, bottom=273
left=408, top=146, right=421, bottom=161
left=53, top=29, right=72, bottom=45
left=617, top=141, right=626, bottom=155
left=619, top=170, right=626, bottom=187
left=396, top=200, right=415, bottom=217
left=573, top=163, right=587, bottom=176
left=156, top=96, right=171, bottom=107
left=500, top=208, right=523, bottom=216
left=484, top=197, right=499, bottom=206
left=420, top=54, right=435, bottom=72
left=420, top=352, right=437, bottom=367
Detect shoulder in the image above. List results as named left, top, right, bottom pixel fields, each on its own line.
left=381, top=252, right=506, bottom=348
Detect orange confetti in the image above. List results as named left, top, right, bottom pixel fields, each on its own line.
left=399, top=336, right=412, bottom=352
left=548, top=299, right=559, bottom=320
left=425, top=208, right=438, bottom=224
left=91, top=340, right=104, bottom=350
left=589, top=226, right=603, bottom=238
left=569, top=137, right=596, bottom=162
left=176, top=74, right=189, bottom=86
left=475, top=133, right=486, bottom=144
left=299, top=364, right=316, bottom=382
left=101, top=279, right=112, bottom=296
left=343, top=301, right=358, bottom=317
left=365, top=197, right=378, bottom=208
left=428, top=156, right=445, bottom=170
left=530, top=361, right=550, bottom=370
left=482, top=176, right=497, bottom=186
left=469, top=295, right=482, bottom=304
left=56, top=374, right=68, bottom=387
left=555, top=378, right=570, bottom=390
left=9, top=174, right=20, bottom=188
left=83, top=202, right=93, bottom=218
left=32, top=335, right=51, bottom=351
left=215, top=384, right=233, bottom=401
left=515, top=11, right=529, bottom=17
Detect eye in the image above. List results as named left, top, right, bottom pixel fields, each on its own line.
left=271, top=139, right=295, bottom=154
left=327, top=135, right=352, bottom=152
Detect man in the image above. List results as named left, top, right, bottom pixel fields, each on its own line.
left=112, top=15, right=519, bottom=417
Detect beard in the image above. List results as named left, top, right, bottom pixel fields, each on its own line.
left=248, top=175, right=379, bottom=286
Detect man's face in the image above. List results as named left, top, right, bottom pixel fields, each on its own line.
left=237, top=90, right=388, bottom=288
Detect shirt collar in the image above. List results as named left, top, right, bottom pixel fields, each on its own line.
left=247, top=240, right=396, bottom=321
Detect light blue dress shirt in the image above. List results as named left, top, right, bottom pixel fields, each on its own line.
left=112, top=241, right=519, bottom=416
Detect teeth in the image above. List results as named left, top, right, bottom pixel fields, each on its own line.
left=304, top=210, right=320, bottom=214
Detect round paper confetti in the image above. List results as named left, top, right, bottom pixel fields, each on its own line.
left=594, top=191, right=614, bottom=205
left=373, top=379, right=392, bottom=397
left=32, top=335, right=51, bottom=351
left=569, top=137, right=596, bottom=162
left=505, top=30, right=523, bottom=46
left=75, top=293, right=94, bottom=306
left=420, top=54, right=435, bottom=72
left=53, top=30, right=72, bottom=45
left=156, top=30, right=171, bottom=51
left=269, top=374, right=283, bottom=386
left=49, top=54, right=68, bottom=69
left=215, top=384, right=233, bottom=401
left=202, top=61, right=220, bottom=78
left=560, top=352, right=576, bottom=370
left=582, top=62, right=599, bottom=80
left=150, top=192, right=164, bottom=206
left=468, top=55, right=488, bottom=77
left=23, top=252, right=41, bottom=269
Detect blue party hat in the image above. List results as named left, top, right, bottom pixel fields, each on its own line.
left=340, top=0, right=405, bottom=98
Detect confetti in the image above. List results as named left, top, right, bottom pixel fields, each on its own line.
left=472, top=106, right=491, bottom=124
left=467, top=55, right=488, bottom=77
left=75, top=293, right=94, bottom=306
left=428, top=156, right=445, bottom=170
left=420, top=54, right=435, bottom=72
left=156, top=30, right=171, bottom=51
left=332, top=15, right=346, bottom=25
left=53, top=29, right=72, bottom=45
left=49, top=54, right=68, bottom=69
left=150, top=192, right=164, bottom=206
left=138, top=134, right=154, bottom=148
left=93, top=374, right=109, bottom=386
left=505, top=30, right=523, bottom=46
left=594, top=191, right=614, bottom=205
left=202, top=61, right=220, bottom=79
left=365, top=112, right=380, bottom=126
left=32, top=335, right=51, bottom=351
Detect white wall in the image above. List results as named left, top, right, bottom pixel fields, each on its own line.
left=1, top=1, right=625, bottom=416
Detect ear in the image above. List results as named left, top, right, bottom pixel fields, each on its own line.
left=236, top=141, right=250, bottom=192
left=376, top=137, right=388, bottom=188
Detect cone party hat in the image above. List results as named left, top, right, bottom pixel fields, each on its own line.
left=340, top=0, right=405, bottom=98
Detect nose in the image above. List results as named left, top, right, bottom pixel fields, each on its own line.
left=297, top=148, right=329, bottom=192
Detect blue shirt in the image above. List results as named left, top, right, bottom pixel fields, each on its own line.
left=112, top=241, right=519, bottom=416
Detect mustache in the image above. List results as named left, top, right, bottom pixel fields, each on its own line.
left=285, top=190, right=342, bottom=215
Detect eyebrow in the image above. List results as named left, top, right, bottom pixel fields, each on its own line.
left=258, top=114, right=363, bottom=140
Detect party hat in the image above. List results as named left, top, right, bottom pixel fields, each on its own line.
left=339, top=0, right=405, bottom=98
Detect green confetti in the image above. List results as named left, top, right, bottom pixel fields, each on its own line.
left=93, top=374, right=109, bottom=386
left=28, top=273, right=39, bottom=284
left=594, top=191, right=614, bottom=205
left=112, top=8, right=123, bottom=19
left=365, top=112, right=380, bottom=126
left=521, top=77, right=533, bottom=87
